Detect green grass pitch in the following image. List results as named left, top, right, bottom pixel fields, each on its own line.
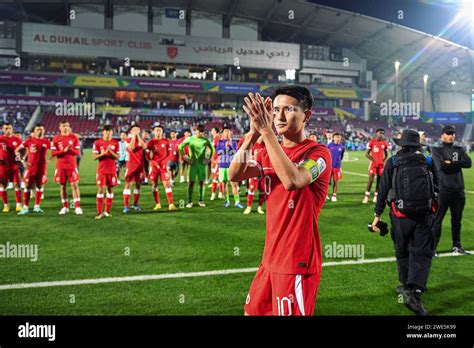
left=0, top=150, right=473, bottom=315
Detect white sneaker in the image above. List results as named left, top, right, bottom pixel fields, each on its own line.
left=243, top=206, right=252, bottom=215
left=117, top=180, right=121, bottom=185
left=331, top=195, right=337, bottom=202
left=75, top=207, right=83, bottom=215
left=362, top=196, right=369, bottom=204
left=210, top=192, right=216, bottom=201
left=257, top=206, right=265, bottom=215
left=204, top=179, right=210, bottom=185
left=180, top=176, right=185, bottom=183
left=186, top=202, right=193, bottom=208
left=218, top=192, right=223, bottom=199
left=58, top=207, right=69, bottom=215
left=326, top=195, right=329, bottom=201
left=373, top=195, right=378, bottom=203
left=198, top=201, right=206, bottom=207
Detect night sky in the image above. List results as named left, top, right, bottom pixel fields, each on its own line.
left=309, top=0, right=472, bottom=48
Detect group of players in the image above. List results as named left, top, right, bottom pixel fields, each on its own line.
left=0, top=119, right=272, bottom=219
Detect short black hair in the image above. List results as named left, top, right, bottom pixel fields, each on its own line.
left=376, top=128, right=385, bottom=133
left=2, top=122, right=12, bottom=127
left=273, top=85, right=313, bottom=110
left=129, top=124, right=140, bottom=132
left=102, top=125, right=112, bottom=131
left=196, top=124, right=205, bottom=132
left=222, top=124, right=231, bottom=131
left=153, top=124, right=163, bottom=130
left=59, top=120, right=69, bottom=125
left=333, top=132, right=341, bottom=136
left=34, top=123, right=44, bottom=129
left=212, top=127, right=220, bottom=133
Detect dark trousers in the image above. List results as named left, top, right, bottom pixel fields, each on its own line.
left=433, top=190, right=466, bottom=248
left=390, top=213, right=435, bottom=291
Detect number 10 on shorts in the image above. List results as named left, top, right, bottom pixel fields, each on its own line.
left=276, top=296, right=293, bottom=316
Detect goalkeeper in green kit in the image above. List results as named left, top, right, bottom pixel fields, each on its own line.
left=178, top=124, right=215, bottom=208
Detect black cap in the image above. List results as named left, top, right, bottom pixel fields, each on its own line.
left=441, top=125, right=455, bottom=134
left=393, top=129, right=422, bottom=147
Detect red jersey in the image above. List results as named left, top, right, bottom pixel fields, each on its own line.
left=126, top=136, right=144, bottom=171
left=168, top=139, right=180, bottom=162
left=367, top=138, right=389, bottom=164
left=0, top=137, right=7, bottom=165
left=251, top=142, right=265, bottom=157
left=0, top=135, right=21, bottom=168
left=147, top=138, right=170, bottom=165
left=178, top=136, right=190, bottom=156
left=51, top=134, right=80, bottom=170
left=237, top=137, right=245, bottom=150
left=93, top=138, right=119, bottom=175
left=255, top=139, right=331, bottom=275
left=212, top=135, right=220, bottom=161
left=21, top=137, right=50, bottom=168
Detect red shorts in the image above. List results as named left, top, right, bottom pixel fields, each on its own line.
left=96, top=173, right=118, bottom=187
left=125, top=167, right=144, bottom=183
left=54, top=168, right=80, bottom=184
left=244, top=265, right=321, bottom=316
left=148, top=164, right=170, bottom=182
left=248, top=178, right=263, bottom=192
left=369, top=162, right=384, bottom=176
left=211, top=162, right=219, bottom=178
left=0, top=165, right=21, bottom=184
left=24, top=166, right=48, bottom=186
left=331, top=168, right=342, bottom=181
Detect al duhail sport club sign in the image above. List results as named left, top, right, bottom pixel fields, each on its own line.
left=33, top=34, right=153, bottom=49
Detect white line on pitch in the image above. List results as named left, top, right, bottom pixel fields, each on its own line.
left=0, top=251, right=471, bottom=291
left=344, top=170, right=369, bottom=177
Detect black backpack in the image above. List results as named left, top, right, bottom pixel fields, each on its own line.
left=390, top=153, right=435, bottom=216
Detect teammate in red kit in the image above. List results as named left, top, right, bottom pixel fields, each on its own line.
left=147, top=125, right=177, bottom=211
left=363, top=129, right=388, bottom=204
left=178, top=130, right=191, bottom=183
left=0, top=123, right=23, bottom=212
left=243, top=136, right=266, bottom=215
left=167, top=130, right=180, bottom=184
left=92, top=125, right=120, bottom=219
left=123, top=124, right=146, bottom=213
left=15, top=124, right=50, bottom=215
left=51, top=120, right=82, bottom=215
left=229, top=86, right=331, bottom=316
left=209, top=127, right=223, bottom=201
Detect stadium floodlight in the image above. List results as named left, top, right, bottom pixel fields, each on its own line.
left=451, top=80, right=457, bottom=85
left=423, top=74, right=429, bottom=83
left=461, top=0, right=474, bottom=23
left=394, top=61, right=401, bottom=70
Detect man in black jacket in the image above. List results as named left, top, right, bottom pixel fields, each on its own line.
left=371, top=129, right=438, bottom=316
left=431, top=125, right=472, bottom=255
